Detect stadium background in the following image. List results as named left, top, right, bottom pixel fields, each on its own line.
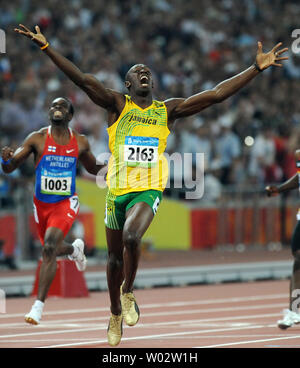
left=0, top=0, right=299, bottom=279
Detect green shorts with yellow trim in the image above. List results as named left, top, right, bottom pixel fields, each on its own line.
left=104, top=190, right=162, bottom=230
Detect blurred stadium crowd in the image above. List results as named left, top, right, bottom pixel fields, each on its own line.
left=0, top=0, right=300, bottom=207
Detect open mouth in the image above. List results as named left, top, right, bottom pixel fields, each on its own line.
left=140, top=75, right=149, bottom=87
left=53, top=110, right=63, bottom=119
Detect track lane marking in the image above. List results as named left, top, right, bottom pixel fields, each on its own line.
left=0, top=312, right=281, bottom=340
left=0, top=293, right=287, bottom=319
left=0, top=301, right=286, bottom=325
left=34, top=324, right=269, bottom=348
left=195, top=335, right=300, bottom=348
left=0, top=304, right=285, bottom=330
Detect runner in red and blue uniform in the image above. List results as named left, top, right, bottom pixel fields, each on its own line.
left=1, top=97, right=105, bottom=325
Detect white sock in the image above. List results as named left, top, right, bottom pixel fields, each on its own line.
left=33, top=300, right=44, bottom=310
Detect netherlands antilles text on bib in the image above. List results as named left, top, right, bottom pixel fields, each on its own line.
left=35, top=127, right=78, bottom=203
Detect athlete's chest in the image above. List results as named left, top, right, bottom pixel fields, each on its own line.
left=37, top=136, right=78, bottom=177
left=36, top=137, right=78, bottom=197
left=116, top=110, right=167, bottom=137
left=35, top=129, right=79, bottom=164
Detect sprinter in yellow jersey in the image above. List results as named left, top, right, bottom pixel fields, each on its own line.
left=16, top=24, right=289, bottom=346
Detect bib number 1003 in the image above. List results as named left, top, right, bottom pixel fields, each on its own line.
left=41, top=176, right=71, bottom=195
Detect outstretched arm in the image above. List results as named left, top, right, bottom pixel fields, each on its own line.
left=266, top=150, right=300, bottom=196
left=265, top=175, right=298, bottom=197
left=14, top=24, right=121, bottom=109
left=1, top=133, right=36, bottom=174
left=166, top=42, right=288, bottom=122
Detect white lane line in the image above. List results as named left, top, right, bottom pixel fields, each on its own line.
left=0, top=310, right=290, bottom=347
left=195, top=334, right=300, bottom=348
left=138, top=302, right=286, bottom=318
left=0, top=326, right=102, bottom=339
left=0, top=334, right=289, bottom=344
left=35, top=313, right=278, bottom=329
left=0, top=307, right=106, bottom=319
left=0, top=293, right=287, bottom=319
left=159, top=334, right=290, bottom=339
left=130, top=293, right=287, bottom=308
left=0, top=338, right=101, bottom=342
left=0, top=303, right=285, bottom=330
left=35, top=324, right=268, bottom=348
left=0, top=311, right=279, bottom=341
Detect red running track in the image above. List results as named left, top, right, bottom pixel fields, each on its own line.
left=0, top=280, right=299, bottom=348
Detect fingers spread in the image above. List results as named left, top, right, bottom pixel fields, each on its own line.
left=14, top=29, right=33, bottom=38
left=14, top=24, right=33, bottom=37
left=19, top=24, right=31, bottom=33
left=272, top=42, right=283, bottom=52
left=277, top=47, right=288, bottom=55
left=14, top=28, right=26, bottom=34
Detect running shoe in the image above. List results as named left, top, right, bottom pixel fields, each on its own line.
left=107, top=314, right=123, bottom=346
left=277, top=309, right=300, bottom=329
left=120, top=282, right=140, bottom=326
left=25, top=305, right=42, bottom=325
left=68, top=239, right=87, bottom=271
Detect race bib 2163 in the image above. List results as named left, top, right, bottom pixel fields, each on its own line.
left=124, top=136, right=159, bottom=168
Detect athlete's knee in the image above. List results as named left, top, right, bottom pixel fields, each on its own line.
left=107, top=253, right=123, bottom=270
left=42, top=242, right=57, bottom=260
left=43, top=234, right=60, bottom=260
left=123, top=231, right=140, bottom=252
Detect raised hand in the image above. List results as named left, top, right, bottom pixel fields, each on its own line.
left=14, top=24, right=48, bottom=48
left=255, top=41, right=288, bottom=71
left=1, top=146, right=14, bottom=162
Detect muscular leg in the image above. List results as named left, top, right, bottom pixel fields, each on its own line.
left=105, top=201, right=155, bottom=324
left=37, top=227, right=74, bottom=302
left=290, top=221, right=300, bottom=312
left=106, top=227, right=124, bottom=315
left=122, top=202, right=154, bottom=293
left=276, top=221, right=300, bottom=329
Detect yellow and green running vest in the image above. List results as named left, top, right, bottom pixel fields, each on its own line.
left=107, top=95, right=170, bottom=196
